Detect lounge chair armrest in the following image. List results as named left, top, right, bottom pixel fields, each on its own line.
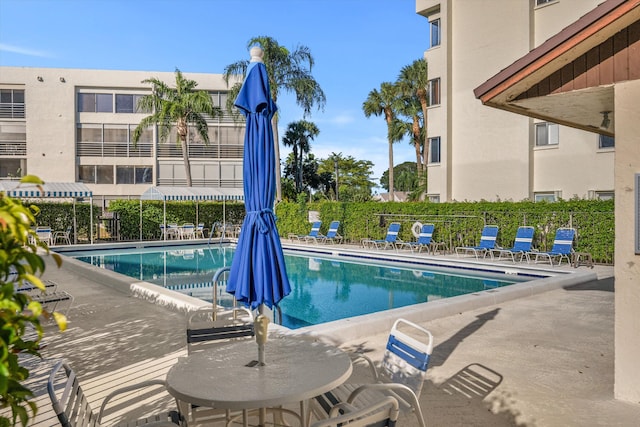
left=98, top=379, right=176, bottom=424
left=347, top=383, right=426, bottom=427
left=347, top=352, right=379, bottom=380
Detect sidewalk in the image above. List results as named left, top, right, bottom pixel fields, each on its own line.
left=15, top=253, right=640, bottom=426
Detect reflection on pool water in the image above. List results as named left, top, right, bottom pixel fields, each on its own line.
left=61, top=244, right=532, bottom=329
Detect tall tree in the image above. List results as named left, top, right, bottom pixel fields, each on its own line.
left=282, top=120, right=319, bottom=193
left=394, top=93, right=426, bottom=193
left=397, top=59, right=429, bottom=178
left=133, top=69, right=221, bottom=187
left=363, top=82, right=403, bottom=201
left=318, top=154, right=375, bottom=202
left=223, top=37, right=326, bottom=202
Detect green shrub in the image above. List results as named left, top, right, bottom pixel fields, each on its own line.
left=0, top=176, right=67, bottom=427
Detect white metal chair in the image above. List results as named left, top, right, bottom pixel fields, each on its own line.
left=312, top=318, right=433, bottom=427
left=311, top=396, right=399, bottom=427
left=182, top=307, right=255, bottom=424
left=455, top=225, right=499, bottom=259
left=180, top=223, right=195, bottom=239
left=53, top=225, right=73, bottom=245
left=361, top=222, right=402, bottom=250
left=194, top=223, right=206, bottom=238
left=47, top=360, right=182, bottom=426
left=289, top=221, right=322, bottom=242
left=35, top=226, right=53, bottom=245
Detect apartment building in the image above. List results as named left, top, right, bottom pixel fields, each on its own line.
left=0, top=67, right=244, bottom=205
left=415, top=0, right=614, bottom=202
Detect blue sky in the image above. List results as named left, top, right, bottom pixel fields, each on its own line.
left=0, top=0, right=428, bottom=191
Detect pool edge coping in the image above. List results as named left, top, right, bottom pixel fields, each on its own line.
left=55, top=244, right=598, bottom=342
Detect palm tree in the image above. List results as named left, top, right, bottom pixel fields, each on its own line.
left=394, top=93, right=426, bottom=193
left=363, top=82, right=403, bottom=201
left=282, top=120, right=320, bottom=193
left=397, top=59, right=429, bottom=178
left=223, top=36, right=326, bottom=202
left=133, top=69, right=221, bottom=186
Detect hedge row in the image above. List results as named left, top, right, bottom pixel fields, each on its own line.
left=27, top=198, right=614, bottom=264
left=275, top=199, right=615, bottom=265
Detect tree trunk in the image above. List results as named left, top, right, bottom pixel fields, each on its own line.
left=181, top=136, right=192, bottom=187
left=388, top=136, right=394, bottom=202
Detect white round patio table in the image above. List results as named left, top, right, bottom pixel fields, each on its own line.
left=166, top=335, right=353, bottom=427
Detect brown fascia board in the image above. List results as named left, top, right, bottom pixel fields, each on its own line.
left=473, top=0, right=639, bottom=103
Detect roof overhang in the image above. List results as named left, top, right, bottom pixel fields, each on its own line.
left=474, top=0, right=640, bottom=136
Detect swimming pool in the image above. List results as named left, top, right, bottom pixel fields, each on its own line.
left=59, top=243, right=536, bottom=329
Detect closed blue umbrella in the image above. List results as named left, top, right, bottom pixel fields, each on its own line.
left=227, top=47, right=291, bottom=320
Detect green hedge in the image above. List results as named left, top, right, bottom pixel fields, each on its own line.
left=25, top=200, right=245, bottom=242
left=275, top=199, right=615, bottom=264
left=27, top=198, right=614, bottom=264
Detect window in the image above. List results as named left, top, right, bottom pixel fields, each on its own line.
left=116, top=165, right=153, bottom=184
left=594, top=191, right=614, bottom=200
left=534, top=192, right=559, bottom=202
left=78, top=93, right=113, bottom=113
left=536, top=0, right=556, bottom=5
left=96, top=94, right=113, bottom=112
left=78, top=165, right=114, bottom=184
left=0, top=89, right=25, bottom=118
left=429, top=19, right=441, bottom=48
left=0, top=159, right=24, bottom=178
left=428, top=194, right=440, bottom=203
left=535, top=122, right=559, bottom=146
left=115, top=94, right=147, bottom=113
left=427, top=78, right=440, bottom=106
left=599, top=135, right=614, bottom=149
left=428, top=137, right=441, bottom=164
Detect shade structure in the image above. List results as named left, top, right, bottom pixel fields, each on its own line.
left=0, top=180, right=93, bottom=244
left=140, top=186, right=244, bottom=202
left=226, top=48, right=291, bottom=313
left=139, top=186, right=244, bottom=240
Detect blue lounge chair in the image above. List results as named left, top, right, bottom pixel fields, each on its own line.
left=455, top=225, right=499, bottom=259
left=317, top=220, right=343, bottom=244
left=399, top=223, right=443, bottom=254
left=528, top=227, right=575, bottom=266
left=289, top=221, right=322, bottom=243
left=493, top=226, right=535, bottom=262
left=362, top=222, right=401, bottom=250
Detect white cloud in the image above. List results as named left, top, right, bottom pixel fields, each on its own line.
left=0, top=43, right=53, bottom=58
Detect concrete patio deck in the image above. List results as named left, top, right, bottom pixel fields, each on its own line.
left=8, top=247, right=640, bottom=426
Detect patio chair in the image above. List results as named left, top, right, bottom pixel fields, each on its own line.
left=184, top=307, right=255, bottom=424
left=288, top=221, right=322, bottom=243
left=47, top=359, right=182, bottom=427
left=35, top=226, right=53, bottom=245
left=492, top=226, right=535, bottom=262
left=317, top=220, right=343, bottom=244
left=310, top=396, right=399, bottom=427
left=455, top=225, right=499, bottom=259
left=53, top=225, right=73, bottom=245
left=194, top=223, right=206, bottom=238
left=166, top=223, right=180, bottom=240
left=399, top=223, right=444, bottom=254
left=528, top=227, right=576, bottom=266
left=361, top=222, right=402, bottom=250
left=18, top=279, right=74, bottom=316
left=186, top=307, right=255, bottom=355
left=180, top=223, right=195, bottom=240
left=312, top=318, right=432, bottom=427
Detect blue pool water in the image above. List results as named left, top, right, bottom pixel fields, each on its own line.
left=61, top=244, right=532, bottom=329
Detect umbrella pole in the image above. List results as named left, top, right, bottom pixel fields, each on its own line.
left=255, top=304, right=269, bottom=366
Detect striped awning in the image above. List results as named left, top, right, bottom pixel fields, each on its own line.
left=0, top=181, right=93, bottom=198
left=140, top=186, right=244, bottom=201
